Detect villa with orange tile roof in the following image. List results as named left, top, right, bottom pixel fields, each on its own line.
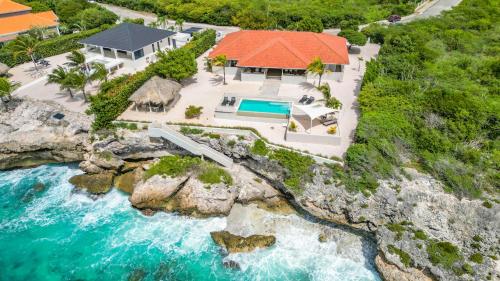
left=208, top=30, right=349, bottom=83
left=0, top=0, right=59, bottom=43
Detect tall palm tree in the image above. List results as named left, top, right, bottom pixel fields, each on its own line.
left=157, top=16, right=167, bottom=29
left=0, top=77, right=20, bottom=109
left=307, top=57, right=327, bottom=86
left=66, top=70, right=89, bottom=102
left=175, top=18, right=184, bottom=31
left=90, top=62, right=108, bottom=85
left=212, top=55, right=228, bottom=85
left=66, top=50, right=87, bottom=72
left=46, top=66, right=75, bottom=98
left=10, top=35, right=41, bottom=71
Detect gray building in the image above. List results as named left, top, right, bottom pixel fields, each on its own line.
left=79, top=23, right=176, bottom=69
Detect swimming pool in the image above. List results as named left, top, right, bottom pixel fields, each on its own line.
left=237, top=99, right=291, bottom=117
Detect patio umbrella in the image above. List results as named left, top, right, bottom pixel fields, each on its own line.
left=129, top=76, right=182, bottom=111
left=0, top=63, right=10, bottom=76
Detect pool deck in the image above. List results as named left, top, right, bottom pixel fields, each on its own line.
left=118, top=43, right=381, bottom=158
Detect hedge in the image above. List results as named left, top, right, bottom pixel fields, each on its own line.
left=88, top=29, right=217, bottom=130
left=0, top=25, right=110, bottom=67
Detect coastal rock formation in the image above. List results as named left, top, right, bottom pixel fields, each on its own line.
left=188, top=133, right=499, bottom=281
left=114, top=167, right=144, bottom=194
left=210, top=231, right=276, bottom=253
left=165, top=177, right=239, bottom=217
left=129, top=175, right=188, bottom=209
left=0, top=98, right=91, bottom=170
left=69, top=172, right=114, bottom=194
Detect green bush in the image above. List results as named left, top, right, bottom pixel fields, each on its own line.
left=144, top=155, right=201, bottom=179
left=251, top=139, right=269, bottom=156
left=469, top=253, right=483, bottom=264
left=387, top=245, right=412, bottom=267
left=462, top=263, right=473, bottom=275
left=180, top=126, right=204, bottom=135
left=472, top=235, right=483, bottom=242
left=184, top=105, right=203, bottom=119
left=197, top=163, right=233, bottom=185
left=413, top=229, right=428, bottom=240
left=156, top=47, right=197, bottom=82
left=0, top=25, right=109, bottom=67
left=270, top=149, right=314, bottom=194
left=427, top=241, right=463, bottom=269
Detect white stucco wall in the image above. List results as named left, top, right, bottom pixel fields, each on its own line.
left=241, top=72, right=266, bottom=82
left=282, top=75, right=307, bottom=84
left=212, top=66, right=237, bottom=76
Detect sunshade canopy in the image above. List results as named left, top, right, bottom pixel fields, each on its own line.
left=129, top=76, right=181, bottom=105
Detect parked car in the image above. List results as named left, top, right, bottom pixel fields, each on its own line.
left=387, top=15, right=401, bottom=23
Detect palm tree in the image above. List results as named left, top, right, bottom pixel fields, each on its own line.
left=307, top=57, right=327, bottom=86
left=157, top=16, right=167, bottom=29
left=175, top=18, right=184, bottom=31
left=90, top=62, right=108, bottom=85
left=212, top=55, right=228, bottom=84
left=0, top=77, right=20, bottom=109
left=66, top=50, right=87, bottom=72
left=66, top=70, right=89, bottom=102
left=46, top=66, right=75, bottom=98
left=10, top=35, right=41, bottom=71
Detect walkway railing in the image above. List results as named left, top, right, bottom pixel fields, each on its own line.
left=148, top=124, right=233, bottom=168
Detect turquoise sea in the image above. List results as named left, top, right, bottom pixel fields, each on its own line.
left=0, top=164, right=381, bottom=281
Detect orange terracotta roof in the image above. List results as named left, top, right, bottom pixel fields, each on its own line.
left=0, top=0, right=31, bottom=15
left=0, top=10, right=58, bottom=36
left=209, top=30, right=349, bottom=69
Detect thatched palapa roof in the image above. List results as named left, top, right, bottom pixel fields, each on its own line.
left=129, top=76, right=182, bottom=105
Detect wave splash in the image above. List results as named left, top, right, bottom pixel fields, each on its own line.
left=0, top=164, right=380, bottom=281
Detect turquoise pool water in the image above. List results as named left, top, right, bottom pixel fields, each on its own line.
left=0, top=164, right=381, bottom=281
left=238, top=99, right=290, bottom=115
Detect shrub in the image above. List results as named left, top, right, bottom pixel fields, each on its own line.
left=144, top=155, right=200, bottom=179
left=427, top=241, right=463, bottom=268
left=387, top=223, right=406, bottom=240
left=338, top=29, right=367, bottom=46
left=180, top=126, right=204, bottom=135
left=203, top=132, right=220, bottom=139
left=462, top=263, right=473, bottom=275
left=327, top=126, right=337, bottom=135
left=251, top=139, right=269, bottom=156
left=227, top=140, right=236, bottom=147
left=482, top=201, right=493, bottom=208
left=472, top=235, right=483, bottom=242
left=387, top=245, right=412, bottom=267
left=270, top=149, right=314, bottom=194
left=413, top=229, right=428, bottom=240
left=185, top=105, right=203, bottom=119
left=197, top=163, right=233, bottom=185
left=469, top=253, right=483, bottom=264
left=156, top=47, right=197, bottom=82
left=289, top=121, right=297, bottom=132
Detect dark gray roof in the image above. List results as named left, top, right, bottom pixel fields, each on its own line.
left=181, top=27, right=203, bottom=36
left=79, top=23, right=175, bottom=52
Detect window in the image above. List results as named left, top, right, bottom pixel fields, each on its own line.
left=152, top=44, right=155, bottom=52
left=168, top=38, right=171, bottom=45
left=229, top=60, right=237, bottom=67
left=157, top=42, right=160, bottom=51
left=335, top=65, right=342, bottom=72
left=133, top=49, right=144, bottom=59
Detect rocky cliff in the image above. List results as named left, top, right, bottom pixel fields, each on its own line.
left=0, top=98, right=91, bottom=170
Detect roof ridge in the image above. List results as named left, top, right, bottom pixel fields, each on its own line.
left=312, top=33, right=345, bottom=63
left=273, top=37, right=310, bottom=65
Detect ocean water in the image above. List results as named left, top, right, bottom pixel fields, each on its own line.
left=0, top=164, right=381, bottom=281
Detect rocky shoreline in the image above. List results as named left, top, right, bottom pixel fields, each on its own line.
left=1, top=99, right=498, bottom=281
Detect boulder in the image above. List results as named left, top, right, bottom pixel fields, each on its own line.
left=79, top=160, right=106, bottom=174
left=165, top=177, right=238, bottom=217
left=69, top=173, right=114, bottom=194
left=89, top=151, right=124, bottom=171
left=129, top=175, right=188, bottom=209
left=375, top=254, right=432, bottom=281
left=114, top=167, right=144, bottom=194
left=210, top=231, right=276, bottom=253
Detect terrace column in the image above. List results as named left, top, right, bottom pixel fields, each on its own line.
left=100, top=47, right=104, bottom=57
left=113, top=49, right=118, bottom=59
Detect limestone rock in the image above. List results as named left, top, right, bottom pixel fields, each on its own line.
left=89, top=151, right=124, bottom=171
left=79, top=160, right=106, bottom=174
left=129, top=175, right=188, bottom=209
left=375, top=254, right=432, bottom=281
left=69, top=173, right=114, bottom=194
left=114, top=168, right=144, bottom=194
left=165, top=177, right=238, bottom=217
left=0, top=98, right=91, bottom=170
left=210, top=231, right=276, bottom=253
